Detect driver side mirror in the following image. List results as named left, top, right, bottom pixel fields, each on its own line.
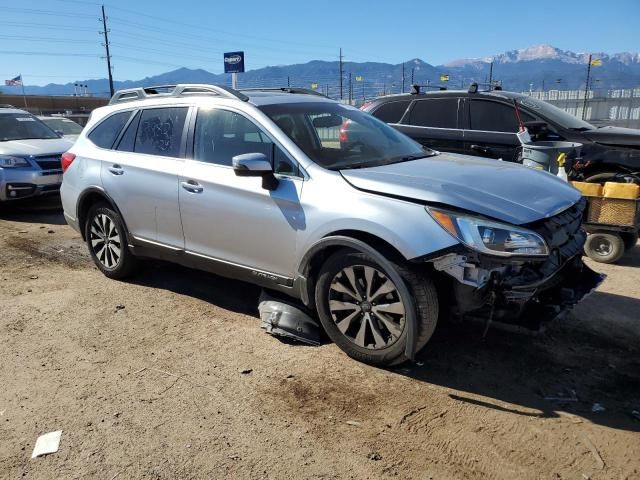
left=232, top=153, right=279, bottom=191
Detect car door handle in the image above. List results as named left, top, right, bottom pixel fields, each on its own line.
left=108, top=164, right=124, bottom=175
left=470, top=144, right=491, bottom=154
left=181, top=180, right=203, bottom=193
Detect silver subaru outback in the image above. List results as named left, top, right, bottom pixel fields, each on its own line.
left=60, top=84, right=602, bottom=366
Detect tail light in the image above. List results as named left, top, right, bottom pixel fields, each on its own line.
left=339, top=119, right=352, bottom=143
left=61, top=152, right=76, bottom=173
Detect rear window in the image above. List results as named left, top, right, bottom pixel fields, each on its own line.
left=408, top=98, right=459, bottom=129
left=371, top=100, right=411, bottom=123
left=88, top=111, right=132, bottom=149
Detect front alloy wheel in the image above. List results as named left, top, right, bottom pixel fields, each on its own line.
left=328, top=265, right=406, bottom=350
left=315, top=249, right=439, bottom=366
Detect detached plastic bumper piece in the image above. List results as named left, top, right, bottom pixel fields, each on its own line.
left=258, top=290, right=323, bottom=346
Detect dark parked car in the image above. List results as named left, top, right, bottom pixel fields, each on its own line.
left=360, top=87, right=640, bottom=182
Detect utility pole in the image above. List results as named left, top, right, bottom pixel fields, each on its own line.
left=339, top=48, right=344, bottom=100
left=411, top=68, right=414, bottom=85
left=582, top=54, right=592, bottom=120
left=100, top=5, right=114, bottom=97
left=489, top=62, right=494, bottom=88
left=287, top=76, right=290, bottom=87
left=401, top=63, right=405, bottom=93
left=348, top=72, right=353, bottom=105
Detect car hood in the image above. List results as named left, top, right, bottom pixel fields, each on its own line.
left=340, top=152, right=581, bottom=225
left=582, top=126, right=640, bottom=147
left=0, top=138, right=73, bottom=156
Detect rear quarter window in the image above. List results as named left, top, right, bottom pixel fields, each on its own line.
left=88, top=111, right=133, bottom=149
left=371, top=100, right=411, bottom=123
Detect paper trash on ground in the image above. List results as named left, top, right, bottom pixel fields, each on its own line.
left=31, top=431, right=62, bottom=458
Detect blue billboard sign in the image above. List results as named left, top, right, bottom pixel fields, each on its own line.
left=224, top=51, right=245, bottom=74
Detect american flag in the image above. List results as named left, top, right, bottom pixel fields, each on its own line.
left=5, top=75, right=23, bottom=86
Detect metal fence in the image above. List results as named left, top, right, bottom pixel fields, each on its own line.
left=523, top=88, right=640, bottom=129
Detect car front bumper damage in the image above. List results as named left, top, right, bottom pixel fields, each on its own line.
left=433, top=251, right=604, bottom=333
left=430, top=199, right=605, bottom=333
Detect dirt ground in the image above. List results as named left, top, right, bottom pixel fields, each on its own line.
left=1, top=198, right=639, bottom=480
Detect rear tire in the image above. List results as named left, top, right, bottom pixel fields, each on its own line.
left=314, top=249, right=438, bottom=367
left=584, top=232, right=625, bottom=264
left=85, top=202, right=139, bottom=279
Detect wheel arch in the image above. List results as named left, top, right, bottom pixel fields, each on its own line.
left=296, top=230, right=412, bottom=313
left=296, top=231, right=420, bottom=361
left=76, top=187, right=129, bottom=241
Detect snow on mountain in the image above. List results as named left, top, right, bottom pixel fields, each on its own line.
left=445, top=44, right=640, bottom=67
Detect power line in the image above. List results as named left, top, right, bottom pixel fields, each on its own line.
left=0, top=6, right=96, bottom=19
left=0, top=50, right=99, bottom=57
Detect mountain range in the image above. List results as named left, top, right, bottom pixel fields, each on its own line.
left=1, top=45, right=639, bottom=97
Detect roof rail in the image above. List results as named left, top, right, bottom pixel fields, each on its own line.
left=240, top=87, right=327, bottom=98
left=410, top=84, right=447, bottom=94
left=108, top=83, right=249, bottom=105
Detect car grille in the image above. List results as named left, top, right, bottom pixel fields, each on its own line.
left=526, top=198, right=587, bottom=278
left=34, top=155, right=63, bottom=174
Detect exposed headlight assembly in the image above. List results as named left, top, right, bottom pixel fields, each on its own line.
left=427, top=207, right=549, bottom=257
left=0, top=156, right=30, bottom=168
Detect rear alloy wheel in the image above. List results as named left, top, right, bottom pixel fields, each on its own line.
left=584, top=232, right=625, bottom=264
left=85, top=203, right=138, bottom=279
left=315, top=249, right=438, bottom=366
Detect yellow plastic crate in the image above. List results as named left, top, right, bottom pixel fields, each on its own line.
left=571, top=181, right=603, bottom=197
left=587, top=197, right=639, bottom=226
left=603, top=182, right=640, bottom=199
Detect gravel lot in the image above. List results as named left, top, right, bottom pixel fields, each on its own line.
left=1, top=199, right=639, bottom=480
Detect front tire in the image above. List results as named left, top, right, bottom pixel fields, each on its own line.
left=314, top=249, right=438, bottom=366
left=85, top=203, right=139, bottom=279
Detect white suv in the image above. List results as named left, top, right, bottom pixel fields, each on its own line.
left=60, top=84, right=602, bottom=366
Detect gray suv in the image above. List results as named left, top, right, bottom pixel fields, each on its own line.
left=60, top=84, right=602, bottom=366
left=1, top=106, right=72, bottom=201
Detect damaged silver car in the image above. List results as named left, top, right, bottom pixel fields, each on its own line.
left=61, top=84, right=603, bottom=366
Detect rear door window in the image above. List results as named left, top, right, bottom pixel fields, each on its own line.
left=408, top=98, right=459, bottom=128
left=469, top=100, right=520, bottom=132
left=134, top=107, right=188, bottom=158
left=371, top=100, right=411, bottom=123
left=88, top=111, right=132, bottom=148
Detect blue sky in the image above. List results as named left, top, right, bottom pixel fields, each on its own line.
left=0, top=0, right=638, bottom=86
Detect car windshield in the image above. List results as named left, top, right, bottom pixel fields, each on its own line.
left=258, top=102, right=436, bottom=170
left=0, top=113, right=60, bottom=141
left=41, top=117, right=83, bottom=135
left=517, top=96, right=595, bottom=131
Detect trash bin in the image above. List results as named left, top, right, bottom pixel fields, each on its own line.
left=520, top=141, right=582, bottom=175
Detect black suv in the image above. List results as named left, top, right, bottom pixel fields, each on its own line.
left=360, top=86, right=640, bottom=182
